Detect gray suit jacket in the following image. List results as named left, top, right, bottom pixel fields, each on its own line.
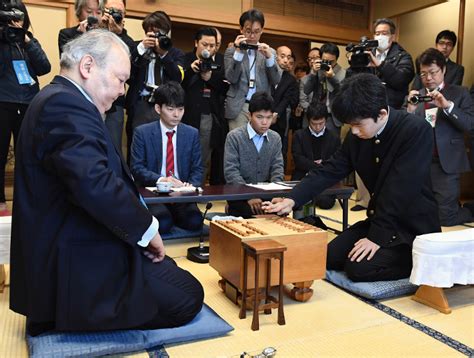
left=224, top=46, right=281, bottom=120
left=414, top=84, right=473, bottom=174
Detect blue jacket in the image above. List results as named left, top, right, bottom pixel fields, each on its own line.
left=130, top=121, right=203, bottom=187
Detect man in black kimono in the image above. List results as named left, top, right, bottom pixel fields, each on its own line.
left=263, top=73, right=441, bottom=282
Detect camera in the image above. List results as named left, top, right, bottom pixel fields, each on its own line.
left=0, top=1, right=25, bottom=43
left=106, top=7, right=123, bottom=24
left=86, top=15, right=98, bottom=31
left=408, top=94, right=432, bottom=105
left=150, top=31, right=172, bottom=51
left=199, top=49, right=221, bottom=72
left=238, top=42, right=258, bottom=51
left=320, top=59, right=331, bottom=72
left=346, top=36, right=379, bottom=68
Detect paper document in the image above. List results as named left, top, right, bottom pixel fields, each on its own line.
left=246, top=183, right=292, bottom=191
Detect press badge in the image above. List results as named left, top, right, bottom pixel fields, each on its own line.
left=425, top=107, right=437, bottom=128
left=249, top=79, right=255, bottom=89
left=13, top=60, right=34, bottom=85
left=202, top=88, right=211, bottom=98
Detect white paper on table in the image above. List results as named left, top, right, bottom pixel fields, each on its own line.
left=246, top=183, right=292, bottom=191
left=145, top=186, right=203, bottom=193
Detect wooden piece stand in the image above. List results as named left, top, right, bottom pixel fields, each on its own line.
left=411, top=285, right=452, bottom=314
left=0, top=264, right=5, bottom=293
left=209, top=217, right=327, bottom=304
left=240, top=239, right=287, bottom=331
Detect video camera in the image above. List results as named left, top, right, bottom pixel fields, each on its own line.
left=408, top=94, right=432, bottom=105
left=237, top=42, right=258, bottom=51
left=346, top=36, right=379, bottom=68
left=199, top=49, right=220, bottom=72
left=0, top=0, right=25, bottom=44
left=150, top=31, right=172, bottom=51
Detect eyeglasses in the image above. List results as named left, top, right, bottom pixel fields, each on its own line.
left=419, top=68, right=442, bottom=79
left=243, top=28, right=262, bottom=36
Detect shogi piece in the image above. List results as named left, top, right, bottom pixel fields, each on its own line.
left=239, top=239, right=287, bottom=331
left=209, top=216, right=327, bottom=302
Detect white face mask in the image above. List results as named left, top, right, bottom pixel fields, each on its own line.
left=375, top=35, right=390, bottom=51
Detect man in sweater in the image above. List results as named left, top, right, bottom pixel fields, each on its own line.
left=224, top=92, right=284, bottom=218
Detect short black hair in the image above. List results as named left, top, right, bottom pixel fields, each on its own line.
left=320, top=42, right=339, bottom=60
left=307, top=102, right=328, bottom=121
left=142, top=10, right=171, bottom=34
left=294, top=62, right=309, bottom=74
left=154, top=82, right=185, bottom=107
left=248, top=92, right=273, bottom=114
left=373, top=18, right=396, bottom=34
left=239, top=8, right=265, bottom=28
left=308, top=47, right=321, bottom=57
left=417, top=48, right=446, bottom=71
left=194, top=27, right=217, bottom=42
left=332, top=73, right=388, bottom=124
left=436, top=30, right=457, bottom=47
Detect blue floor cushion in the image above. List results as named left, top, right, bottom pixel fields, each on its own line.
left=326, top=270, right=418, bottom=300
left=161, top=224, right=209, bottom=241
left=27, top=304, right=233, bottom=358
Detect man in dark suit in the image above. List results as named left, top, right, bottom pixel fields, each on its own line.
left=292, top=102, right=340, bottom=210
left=181, top=27, right=228, bottom=186
left=131, top=82, right=204, bottom=233
left=224, top=8, right=281, bottom=131
left=125, top=11, right=185, bottom=160
left=10, top=30, right=203, bottom=336
left=407, top=48, right=473, bottom=226
left=270, top=46, right=299, bottom=163
left=264, top=73, right=440, bottom=282
left=412, top=30, right=464, bottom=90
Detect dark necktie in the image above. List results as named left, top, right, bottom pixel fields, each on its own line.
left=154, top=57, right=162, bottom=85
left=166, top=131, right=174, bottom=176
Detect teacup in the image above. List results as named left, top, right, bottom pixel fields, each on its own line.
left=156, top=181, right=172, bottom=193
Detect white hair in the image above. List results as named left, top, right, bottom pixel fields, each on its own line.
left=60, top=29, right=130, bottom=70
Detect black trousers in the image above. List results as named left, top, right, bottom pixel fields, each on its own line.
left=148, top=202, right=203, bottom=234
left=327, top=220, right=412, bottom=282
left=0, top=102, right=28, bottom=202
left=27, top=256, right=204, bottom=336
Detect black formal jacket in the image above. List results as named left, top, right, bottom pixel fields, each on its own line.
left=288, top=109, right=441, bottom=248
left=181, top=51, right=228, bottom=146
left=270, top=70, right=299, bottom=137
left=412, top=59, right=465, bottom=90
left=291, top=127, right=340, bottom=180
left=413, top=84, right=473, bottom=174
left=58, top=26, right=81, bottom=55
left=10, top=76, right=157, bottom=331
left=125, top=45, right=185, bottom=113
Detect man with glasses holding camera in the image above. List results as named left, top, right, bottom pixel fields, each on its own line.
left=224, top=8, right=281, bottom=131
left=407, top=48, right=473, bottom=226
left=125, top=10, right=184, bottom=161
left=302, top=42, right=346, bottom=137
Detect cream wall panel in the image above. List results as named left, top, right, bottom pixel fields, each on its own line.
left=27, top=5, right=66, bottom=88
left=463, top=0, right=474, bottom=86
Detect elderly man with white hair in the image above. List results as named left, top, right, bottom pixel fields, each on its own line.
left=10, top=30, right=204, bottom=336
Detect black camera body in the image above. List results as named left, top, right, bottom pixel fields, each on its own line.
left=320, top=59, right=331, bottom=72
left=150, top=31, right=172, bottom=51
left=346, top=36, right=379, bottom=68
left=86, top=15, right=98, bottom=31
left=408, top=94, right=432, bottom=105
left=0, top=2, right=25, bottom=44
left=199, top=49, right=220, bottom=72
left=107, top=7, right=123, bottom=24
left=238, top=42, right=258, bottom=51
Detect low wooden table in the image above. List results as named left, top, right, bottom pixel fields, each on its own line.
left=209, top=216, right=327, bottom=304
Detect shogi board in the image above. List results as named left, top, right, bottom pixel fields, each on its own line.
left=209, top=216, right=327, bottom=290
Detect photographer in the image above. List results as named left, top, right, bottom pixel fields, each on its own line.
left=348, top=18, right=414, bottom=109
left=224, top=8, right=281, bottom=130
left=125, top=10, right=184, bottom=161
left=0, top=0, right=50, bottom=214
left=302, top=42, right=346, bottom=137
left=58, top=0, right=101, bottom=55
left=181, top=27, right=228, bottom=186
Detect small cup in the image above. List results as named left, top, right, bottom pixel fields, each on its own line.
left=156, top=181, right=172, bottom=193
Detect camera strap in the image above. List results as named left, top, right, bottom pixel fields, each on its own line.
left=248, top=49, right=257, bottom=88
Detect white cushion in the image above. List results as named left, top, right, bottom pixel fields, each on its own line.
left=410, top=228, right=474, bottom=288
left=0, top=216, right=11, bottom=264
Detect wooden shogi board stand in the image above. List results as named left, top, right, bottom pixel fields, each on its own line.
left=209, top=216, right=327, bottom=303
